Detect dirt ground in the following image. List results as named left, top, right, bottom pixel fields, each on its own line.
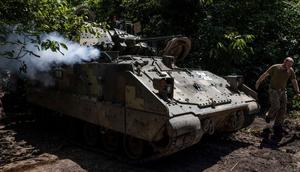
left=1, top=113, right=300, bottom=172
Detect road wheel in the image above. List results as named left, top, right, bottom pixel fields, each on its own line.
left=101, top=130, right=120, bottom=152
left=83, top=123, right=99, bottom=146
left=123, top=135, right=145, bottom=159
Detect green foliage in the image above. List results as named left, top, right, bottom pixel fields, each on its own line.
left=206, top=32, right=255, bottom=73
left=2, top=0, right=300, bottom=110
left=290, top=110, right=300, bottom=117
left=0, top=0, right=90, bottom=59
left=32, top=0, right=85, bottom=40
left=40, top=39, right=68, bottom=55
left=0, top=0, right=86, bottom=38
left=2, top=0, right=300, bottom=68
left=88, top=0, right=300, bottom=110
left=292, top=97, right=300, bottom=110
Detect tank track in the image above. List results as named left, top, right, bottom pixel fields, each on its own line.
left=0, top=111, right=179, bottom=164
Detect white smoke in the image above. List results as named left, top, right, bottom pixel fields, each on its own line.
left=0, top=32, right=100, bottom=86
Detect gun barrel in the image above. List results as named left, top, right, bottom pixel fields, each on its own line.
left=124, top=35, right=182, bottom=42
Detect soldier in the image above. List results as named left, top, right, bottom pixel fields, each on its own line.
left=255, top=57, right=300, bottom=134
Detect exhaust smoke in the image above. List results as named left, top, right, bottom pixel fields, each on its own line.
left=0, top=32, right=100, bottom=86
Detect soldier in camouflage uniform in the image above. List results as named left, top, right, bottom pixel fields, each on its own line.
left=256, top=57, right=300, bottom=134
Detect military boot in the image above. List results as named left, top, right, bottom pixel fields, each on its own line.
left=273, top=125, right=288, bottom=135
left=265, top=116, right=271, bottom=123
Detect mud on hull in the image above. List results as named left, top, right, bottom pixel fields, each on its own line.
left=27, top=86, right=258, bottom=160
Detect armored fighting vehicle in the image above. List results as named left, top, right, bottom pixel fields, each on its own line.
left=26, top=28, right=259, bottom=160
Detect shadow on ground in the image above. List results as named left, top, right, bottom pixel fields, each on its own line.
left=2, top=118, right=251, bottom=172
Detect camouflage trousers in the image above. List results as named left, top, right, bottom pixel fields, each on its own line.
left=266, top=88, right=287, bottom=126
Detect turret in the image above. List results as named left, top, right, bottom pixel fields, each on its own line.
left=79, top=27, right=190, bottom=59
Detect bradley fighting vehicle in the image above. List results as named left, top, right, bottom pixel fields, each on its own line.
left=26, top=27, right=259, bottom=160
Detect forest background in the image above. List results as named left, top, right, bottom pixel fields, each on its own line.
left=1, top=0, right=300, bottom=111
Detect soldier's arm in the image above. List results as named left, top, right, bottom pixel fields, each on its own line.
left=290, top=68, right=300, bottom=97
left=291, top=79, right=300, bottom=96
left=255, top=72, right=269, bottom=90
